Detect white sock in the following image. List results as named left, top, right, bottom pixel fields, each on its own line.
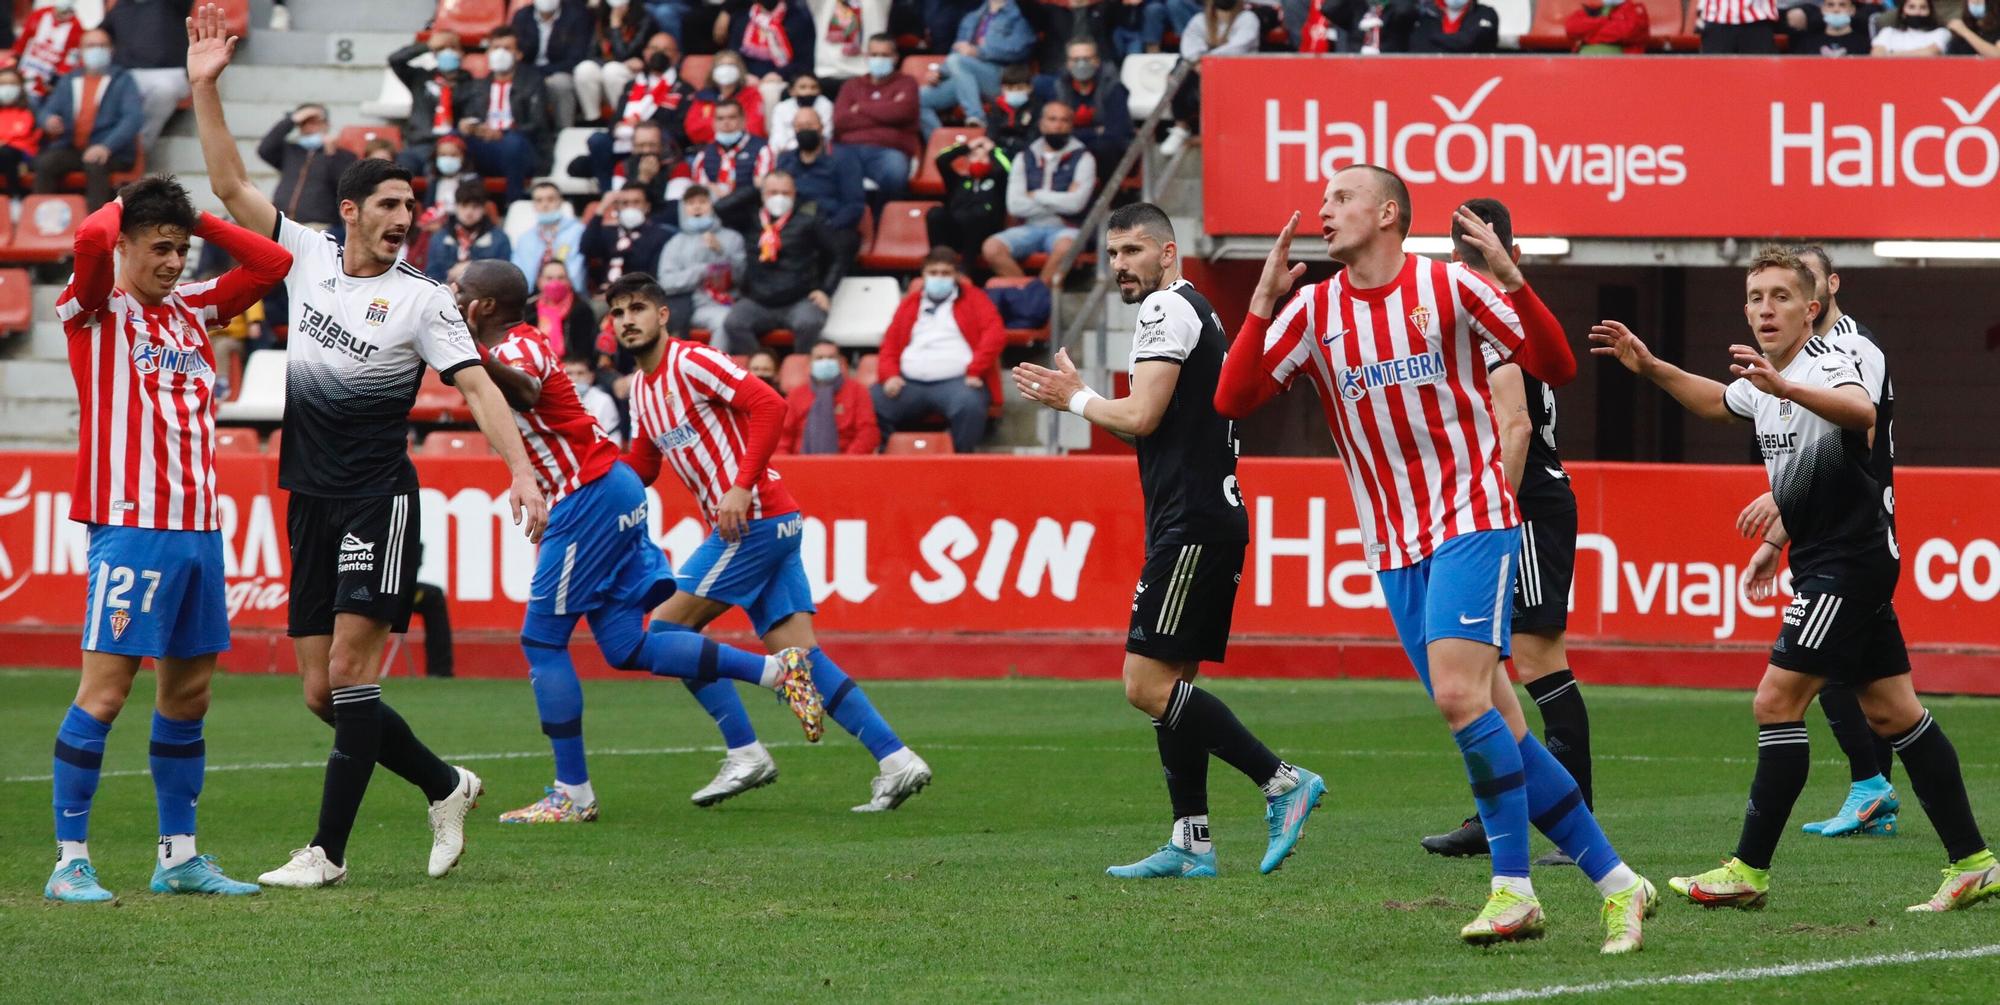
left=555, top=780, right=596, bottom=808
left=879, top=746, right=915, bottom=774
left=1493, top=874, right=1535, bottom=898
left=58, top=840, right=89, bottom=865
left=1261, top=762, right=1300, bottom=798
left=1170, top=815, right=1212, bottom=854
left=729, top=741, right=769, bottom=760
left=758, top=655, right=783, bottom=689
left=1595, top=863, right=1641, bottom=899
left=158, top=834, right=197, bottom=870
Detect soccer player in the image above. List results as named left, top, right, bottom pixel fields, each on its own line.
left=1593, top=247, right=1999, bottom=913
left=1013, top=203, right=1325, bottom=879
left=446, top=260, right=824, bottom=824
left=44, top=177, right=292, bottom=903
left=1420, top=199, right=1593, bottom=868
left=1214, top=166, right=1655, bottom=953
left=187, top=6, right=552, bottom=888
left=608, top=272, right=933, bottom=812
left=1734, top=245, right=1898, bottom=840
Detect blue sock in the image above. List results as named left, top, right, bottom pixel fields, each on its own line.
left=1518, top=733, right=1621, bottom=884
left=149, top=711, right=203, bottom=837
left=641, top=630, right=769, bottom=684
left=525, top=641, right=589, bottom=785
left=1454, top=709, right=1530, bottom=879
left=53, top=704, right=111, bottom=844
left=650, top=621, right=759, bottom=748
left=808, top=647, right=904, bottom=760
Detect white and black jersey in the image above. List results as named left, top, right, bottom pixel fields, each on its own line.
left=1481, top=343, right=1574, bottom=519
left=271, top=215, right=481, bottom=498
left=1128, top=279, right=1248, bottom=550
left=1825, top=314, right=1895, bottom=514
left=1725, top=334, right=1897, bottom=587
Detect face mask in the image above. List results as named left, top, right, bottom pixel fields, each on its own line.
left=435, top=154, right=463, bottom=175
left=437, top=49, right=463, bottom=73
left=0, top=85, right=19, bottom=105
left=609, top=0, right=631, bottom=8
left=1041, top=130, right=1071, bottom=147
left=618, top=206, right=647, bottom=230
left=1973, top=3, right=1989, bottom=16
left=1443, top=0, right=1469, bottom=11
left=537, top=208, right=565, bottom=226
left=1069, top=59, right=1098, bottom=81
left=298, top=132, right=325, bottom=150
left=52, top=0, right=74, bottom=13
left=868, top=56, right=896, bottom=79
left=763, top=194, right=794, bottom=218
left=1001, top=89, right=1029, bottom=108
left=923, top=275, right=955, bottom=300
left=711, top=63, right=742, bottom=87
left=715, top=129, right=743, bottom=147
left=1823, top=11, right=1852, bottom=26
left=1215, top=0, right=1240, bottom=8
left=809, top=358, right=840, bottom=383
left=80, top=47, right=110, bottom=73
left=647, top=52, right=672, bottom=74
left=680, top=209, right=716, bottom=232
left=967, top=158, right=992, bottom=178
left=534, top=0, right=560, bottom=13
left=1903, top=12, right=1937, bottom=27
left=541, top=279, right=573, bottom=302
left=794, top=129, right=822, bottom=152
left=488, top=48, right=516, bottom=74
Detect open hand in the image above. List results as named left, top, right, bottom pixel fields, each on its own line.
left=1012, top=348, right=1085, bottom=410
left=509, top=473, right=549, bottom=544
left=1736, top=491, right=1780, bottom=540
left=1587, top=320, right=1655, bottom=375
left=1452, top=205, right=1522, bottom=291
left=185, top=3, right=240, bottom=87
left=1249, top=211, right=1306, bottom=319
left=1729, top=344, right=1789, bottom=397
left=1742, top=540, right=1783, bottom=602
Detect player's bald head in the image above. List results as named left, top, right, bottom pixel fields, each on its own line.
left=459, top=259, right=529, bottom=322
left=1335, top=164, right=1412, bottom=237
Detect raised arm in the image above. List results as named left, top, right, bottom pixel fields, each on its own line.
left=1588, top=320, right=1735, bottom=423
left=181, top=212, right=294, bottom=321
left=187, top=4, right=277, bottom=239
left=1215, top=212, right=1308, bottom=418
left=1453, top=206, right=1575, bottom=387
left=60, top=200, right=123, bottom=317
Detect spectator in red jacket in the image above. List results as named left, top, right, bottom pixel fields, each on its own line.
left=1566, top=0, right=1651, bottom=52
left=781, top=342, right=881, bottom=454
left=11, top=0, right=82, bottom=102
left=871, top=247, right=1005, bottom=453
left=0, top=68, right=41, bottom=198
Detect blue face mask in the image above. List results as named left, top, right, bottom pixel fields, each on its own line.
left=537, top=209, right=564, bottom=226
left=923, top=275, right=955, bottom=300
left=809, top=358, right=841, bottom=383
left=297, top=132, right=325, bottom=150
left=1824, top=11, right=1852, bottom=26
left=867, top=56, right=896, bottom=79
left=436, top=49, right=462, bottom=73
left=680, top=210, right=717, bottom=233
left=1970, top=3, right=1987, bottom=16
left=80, top=47, right=110, bottom=73
left=435, top=154, right=463, bottom=175
left=715, top=130, right=744, bottom=147
left=1443, top=0, right=1470, bottom=11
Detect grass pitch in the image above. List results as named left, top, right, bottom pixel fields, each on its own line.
left=3, top=668, right=1998, bottom=1003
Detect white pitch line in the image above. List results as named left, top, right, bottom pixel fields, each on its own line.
left=1364, top=944, right=2000, bottom=1005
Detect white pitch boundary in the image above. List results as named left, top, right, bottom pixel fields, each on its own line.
left=1364, top=944, right=2000, bottom=1005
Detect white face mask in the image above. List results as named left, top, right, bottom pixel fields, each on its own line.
left=711, top=63, right=742, bottom=87
left=488, top=48, right=517, bottom=74
left=618, top=206, right=647, bottom=229
left=763, top=194, right=794, bottom=218
left=534, top=0, right=560, bottom=13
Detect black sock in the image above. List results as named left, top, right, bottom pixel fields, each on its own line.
left=1153, top=717, right=1210, bottom=820
left=1891, top=710, right=1988, bottom=862
left=1819, top=684, right=1890, bottom=784
left=311, top=684, right=384, bottom=866
left=1734, top=721, right=1810, bottom=871
left=1524, top=670, right=1592, bottom=808
left=1164, top=680, right=1281, bottom=789
left=376, top=702, right=460, bottom=802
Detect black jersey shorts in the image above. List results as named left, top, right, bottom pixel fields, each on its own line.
left=1769, top=577, right=1911, bottom=684
left=1512, top=508, right=1576, bottom=634
left=1126, top=541, right=1244, bottom=665
left=287, top=491, right=422, bottom=637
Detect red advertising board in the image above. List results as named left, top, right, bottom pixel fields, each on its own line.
left=2, top=454, right=1997, bottom=667
left=1201, top=56, right=2000, bottom=240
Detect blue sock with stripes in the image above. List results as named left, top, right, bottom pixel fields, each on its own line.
left=1518, top=732, right=1621, bottom=884
left=149, top=711, right=203, bottom=840
left=1454, top=708, right=1531, bottom=880
left=525, top=641, right=588, bottom=785
left=808, top=647, right=904, bottom=761
left=53, top=704, right=111, bottom=852
left=639, top=629, right=770, bottom=684
left=650, top=623, right=759, bottom=749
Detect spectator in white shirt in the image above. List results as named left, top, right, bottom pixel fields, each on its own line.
left=872, top=247, right=1006, bottom=453
left=1159, top=0, right=1260, bottom=157
left=564, top=356, right=627, bottom=445
left=768, top=73, right=836, bottom=156
left=1875, top=0, right=1954, bottom=51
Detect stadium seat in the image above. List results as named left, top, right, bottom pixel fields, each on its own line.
left=900, top=54, right=945, bottom=88
left=1488, top=0, right=1533, bottom=47
left=984, top=276, right=1050, bottom=346
left=215, top=0, right=251, bottom=38
left=0, top=267, right=28, bottom=335
left=217, top=349, right=286, bottom=422
left=858, top=201, right=936, bottom=271
left=411, top=369, right=473, bottom=424
left=266, top=428, right=281, bottom=455
left=428, top=0, right=509, bottom=46
left=7, top=194, right=83, bottom=264
left=686, top=328, right=713, bottom=344
left=680, top=54, right=713, bottom=91
left=213, top=426, right=263, bottom=454
left=360, top=68, right=415, bottom=122
left=1120, top=54, right=1178, bottom=120
left=913, top=126, right=985, bottom=197
left=421, top=432, right=491, bottom=456
left=50, top=143, right=145, bottom=200
left=778, top=352, right=811, bottom=394
left=855, top=352, right=878, bottom=385
left=334, top=125, right=402, bottom=160
left=549, top=128, right=600, bottom=196
left=823, top=276, right=904, bottom=348
left=761, top=329, right=795, bottom=349
left=884, top=431, right=953, bottom=455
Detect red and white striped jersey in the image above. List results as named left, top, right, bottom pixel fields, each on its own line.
left=1258, top=254, right=1526, bottom=571
left=627, top=339, right=797, bottom=527
left=1696, top=0, right=1778, bottom=25
left=489, top=323, right=620, bottom=506
left=59, top=205, right=289, bottom=531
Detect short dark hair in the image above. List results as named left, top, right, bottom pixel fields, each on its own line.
left=1000, top=63, right=1034, bottom=87
left=531, top=180, right=562, bottom=199
left=454, top=179, right=490, bottom=205
left=486, top=26, right=517, bottom=46
left=1792, top=243, right=1834, bottom=277
left=681, top=184, right=712, bottom=202
left=866, top=31, right=896, bottom=46
left=1106, top=202, right=1174, bottom=244
left=605, top=271, right=670, bottom=310
left=923, top=246, right=961, bottom=269
left=1747, top=244, right=1816, bottom=299
left=338, top=157, right=413, bottom=207
left=117, top=175, right=198, bottom=237
left=1340, top=163, right=1412, bottom=237
left=715, top=97, right=743, bottom=115
left=459, top=259, right=530, bottom=322
left=1450, top=197, right=1513, bottom=271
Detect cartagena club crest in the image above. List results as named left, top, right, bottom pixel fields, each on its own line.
left=366, top=298, right=391, bottom=326
left=109, top=608, right=131, bottom=640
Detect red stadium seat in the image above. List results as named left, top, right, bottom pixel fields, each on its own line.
left=215, top=0, right=251, bottom=38
left=421, top=432, right=491, bottom=456
left=884, top=431, right=953, bottom=455
left=214, top=426, right=263, bottom=454
left=429, top=0, right=510, bottom=46
left=266, top=429, right=282, bottom=455
left=685, top=328, right=713, bottom=344
left=411, top=369, right=474, bottom=424
left=43, top=143, right=146, bottom=199
left=8, top=195, right=85, bottom=264
left=761, top=328, right=795, bottom=349
left=1519, top=0, right=1698, bottom=51
left=0, top=267, right=28, bottom=335
left=859, top=201, right=937, bottom=271
left=900, top=54, right=945, bottom=88
left=778, top=353, right=811, bottom=394
left=334, top=125, right=402, bottom=159
left=679, top=54, right=714, bottom=91
left=912, top=126, right=985, bottom=197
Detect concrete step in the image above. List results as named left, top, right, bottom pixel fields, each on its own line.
left=26, top=320, right=65, bottom=361
left=214, top=64, right=396, bottom=108
left=1, top=358, right=78, bottom=400
left=252, top=0, right=430, bottom=36
left=241, top=30, right=423, bottom=70
left=148, top=135, right=279, bottom=178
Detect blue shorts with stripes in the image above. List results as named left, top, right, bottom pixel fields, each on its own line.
left=84, top=525, right=230, bottom=659
left=528, top=461, right=671, bottom=620
left=675, top=512, right=815, bottom=637
left=1377, top=526, right=1521, bottom=693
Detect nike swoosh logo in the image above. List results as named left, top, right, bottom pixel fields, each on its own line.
left=62, top=809, right=86, bottom=817
left=1459, top=615, right=1490, bottom=625
left=1487, top=832, right=1511, bottom=841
